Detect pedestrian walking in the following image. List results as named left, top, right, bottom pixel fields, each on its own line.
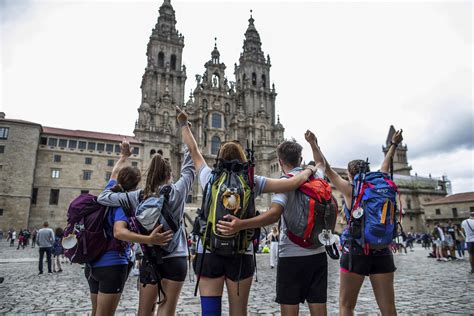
left=461, top=212, right=474, bottom=273
left=433, top=223, right=448, bottom=262
left=455, top=224, right=466, bottom=259
left=268, top=226, right=279, bottom=269
left=31, top=228, right=37, bottom=248
left=52, top=228, right=64, bottom=273
left=37, top=221, right=55, bottom=274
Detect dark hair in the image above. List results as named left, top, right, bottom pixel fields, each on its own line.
left=347, top=160, right=370, bottom=178
left=111, top=166, right=142, bottom=193
left=144, top=153, right=172, bottom=198
left=55, top=227, right=63, bottom=237
left=277, top=140, right=303, bottom=168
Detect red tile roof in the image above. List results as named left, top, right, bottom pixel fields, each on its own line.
left=424, top=192, right=474, bottom=206
left=42, top=127, right=141, bottom=144
left=0, top=117, right=42, bottom=128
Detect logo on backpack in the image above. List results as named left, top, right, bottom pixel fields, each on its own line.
left=62, top=193, right=124, bottom=264
left=283, top=174, right=340, bottom=259
left=347, top=164, right=402, bottom=251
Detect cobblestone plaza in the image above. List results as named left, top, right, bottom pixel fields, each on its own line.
left=0, top=242, right=473, bottom=315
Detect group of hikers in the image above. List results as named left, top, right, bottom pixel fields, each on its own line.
left=63, top=106, right=406, bottom=316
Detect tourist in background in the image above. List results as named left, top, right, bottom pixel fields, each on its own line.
left=455, top=224, right=465, bottom=259
left=268, top=226, right=279, bottom=269
left=444, top=227, right=455, bottom=260
left=31, top=228, right=37, bottom=248
left=37, top=221, right=55, bottom=274
left=461, top=212, right=474, bottom=273
left=52, top=227, right=64, bottom=273
left=432, top=222, right=447, bottom=262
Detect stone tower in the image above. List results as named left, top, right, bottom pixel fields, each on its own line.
left=134, top=0, right=187, bottom=173
left=382, top=125, right=412, bottom=175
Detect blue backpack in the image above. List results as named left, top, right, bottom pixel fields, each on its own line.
left=348, top=171, right=402, bottom=251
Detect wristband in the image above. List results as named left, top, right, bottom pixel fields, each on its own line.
left=390, top=142, right=399, bottom=148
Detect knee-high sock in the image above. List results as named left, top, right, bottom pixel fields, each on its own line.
left=201, top=296, right=222, bottom=316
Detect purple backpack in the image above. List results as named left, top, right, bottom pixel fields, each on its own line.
left=63, top=193, right=123, bottom=263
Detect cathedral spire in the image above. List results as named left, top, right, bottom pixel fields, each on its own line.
left=211, top=37, right=220, bottom=63
left=153, top=0, right=183, bottom=42
left=241, top=9, right=264, bottom=62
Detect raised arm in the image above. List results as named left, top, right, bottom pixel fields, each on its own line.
left=305, top=130, right=326, bottom=173
left=262, top=166, right=316, bottom=194
left=216, top=203, right=285, bottom=235
left=176, top=106, right=207, bottom=172
left=380, top=129, right=403, bottom=173
left=321, top=149, right=353, bottom=206
left=169, top=145, right=196, bottom=207
left=110, top=141, right=132, bottom=180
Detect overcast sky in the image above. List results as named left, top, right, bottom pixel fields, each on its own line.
left=1, top=0, right=472, bottom=193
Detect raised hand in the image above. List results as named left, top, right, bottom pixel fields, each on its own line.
left=176, top=106, right=188, bottom=125
left=392, top=129, right=403, bottom=146
left=305, top=130, right=318, bottom=145
left=120, top=140, right=132, bottom=158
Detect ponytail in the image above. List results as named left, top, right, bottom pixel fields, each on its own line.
left=144, top=153, right=172, bottom=198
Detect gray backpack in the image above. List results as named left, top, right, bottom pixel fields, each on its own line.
left=282, top=175, right=340, bottom=259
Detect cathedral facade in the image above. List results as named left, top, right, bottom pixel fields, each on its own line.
left=134, top=0, right=284, bottom=204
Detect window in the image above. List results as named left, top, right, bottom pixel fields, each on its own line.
left=88, top=142, right=96, bottom=151
left=170, top=54, right=177, bottom=70
left=85, top=157, right=92, bottom=165
left=0, top=127, right=9, bottom=139
left=435, top=209, right=441, bottom=215
left=83, top=170, right=92, bottom=180
left=51, top=169, right=60, bottom=178
left=81, top=190, right=89, bottom=194
left=106, top=144, right=114, bottom=152
left=261, top=74, right=266, bottom=88
left=133, top=147, right=139, bottom=155
left=452, top=208, right=458, bottom=218
left=78, top=141, right=87, bottom=150
left=97, top=143, right=105, bottom=151
left=211, top=136, right=221, bottom=155
left=32, top=188, right=38, bottom=204
left=40, top=137, right=47, bottom=145
left=470, top=206, right=474, bottom=213
left=59, top=139, right=67, bottom=147
left=48, top=138, right=58, bottom=147
left=158, top=52, right=164, bottom=68
left=406, top=199, right=411, bottom=209
left=132, top=161, right=138, bottom=167
left=68, top=140, right=77, bottom=149
left=0, top=145, right=4, bottom=154
left=0, top=208, right=3, bottom=216
left=53, top=155, right=61, bottom=163
left=107, top=159, right=114, bottom=167
left=105, top=172, right=112, bottom=181
left=251, top=72, right=257, bottom=86
left=211, top=113, right=222, bottom=128
left=49, top=189, right=60, bottom=205
left=115, top=145, right=121, bottom=153
left=186, top=195, right=193, bottom=203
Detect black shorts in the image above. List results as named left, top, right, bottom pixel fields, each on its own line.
left=340, top=244, right=396, bottom=276
left=276, top=253, right=328, bottom=305
left=85, top=264, right=130, bottom=294
left=140, top=256, right=187, bottom=284
left=193, top=253, right=254, bottom=281
left=467, top=242, right=474, bottom=255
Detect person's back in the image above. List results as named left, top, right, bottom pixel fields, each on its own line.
left=37, top=227, right=54, bottom=248
left=461, top=214, right=474, bottom=273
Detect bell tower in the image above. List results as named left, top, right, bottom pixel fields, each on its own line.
left=134, top=0, right=187, bottom=173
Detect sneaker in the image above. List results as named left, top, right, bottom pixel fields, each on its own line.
left=441, top=258, right=448, bottom=262
left=38, top=272, right=43, bottom=275
left=58, top=269, right=63, bottom=273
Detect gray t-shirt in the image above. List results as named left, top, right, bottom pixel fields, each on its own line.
left=196, top=165, right=267, bottom=254
left=97, top=146, right=195, bottom=258
left=37, top=228, right=55, bottom=248
left=272, top=167, right=326, bottom=258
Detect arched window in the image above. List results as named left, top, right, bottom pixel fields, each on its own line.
left=211, top=136, right=221, bottom=155
left=212, top=113, right=222, bottom=128
left=212, top=73, right=220, bottom=88
left=261, top=74, right=266, bottom=88
left=158, top=52, right=164, bottom=68
left=252, top=72, right=257, bottom=86
left=260, top=125, right=266, bottom=140
left=170, top=55, right=177, bottom=70
left=150, top=149, right=156, bottom=157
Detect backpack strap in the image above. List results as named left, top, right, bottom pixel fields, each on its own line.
left=158, top=186, right=179, bottom=233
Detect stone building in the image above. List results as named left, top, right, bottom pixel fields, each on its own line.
left=423, top=192, right=474, bottom=226
left=0, top=1, right=452, bottom=234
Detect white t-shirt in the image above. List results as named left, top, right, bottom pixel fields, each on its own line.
left=272, top=167, right=326, bottom=258
left=461, top=218, right=474, bottom=242
left=196, top=165, right=267, bottom=254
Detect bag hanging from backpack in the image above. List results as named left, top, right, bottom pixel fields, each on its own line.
left=62, top=193, right=124, bottom=264
left=348, top=165, right=403, bottom=252
left=282, top=174, right=340, bottom=259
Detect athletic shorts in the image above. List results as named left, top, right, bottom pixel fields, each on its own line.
left=340, top=244, right=396, bottom=276
left=85, top=264, right=130, bottom=294
left=193, top=253, right=254, bottom=281
left=467, top=242, right=474, bottom=255
left=275, top=253, right=328, bottom=305
left=139, top=256, right=187, bottom=284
